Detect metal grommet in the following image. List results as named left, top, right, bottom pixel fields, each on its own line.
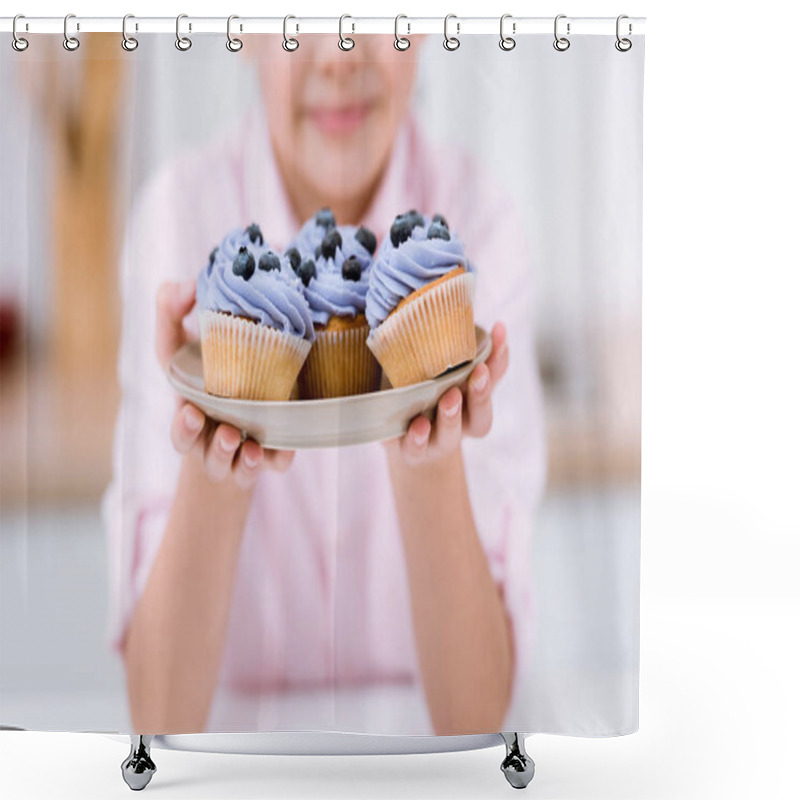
left=553, top=14, right=570, bottom=52
left=339, top=14, right=355, bottom=51
left=615, top=14, right=632, bottom=52
left=226, top=15, right=243, bottom=52
left=394, top=15, right=410, bottom=51
left=175, top=14, right=192, bottom=51
left=121, top=14, right=138, bottom=51
left=443, top=14, right=460, bottom=51
left=12, top=14, right=29, bottom=52
left=283, top=15, right=299, bottom=51
left=499, top=14, right=516, bottom=51
left=63, top=13, right=80, bottom=51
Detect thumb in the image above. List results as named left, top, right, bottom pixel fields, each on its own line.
left=156, top=279, right=196, bottom=371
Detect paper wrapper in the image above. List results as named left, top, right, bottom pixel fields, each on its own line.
left=367, top=270, right=477, bottom=388
left=199, top=309, right=311, bottom=401
left=298, top=317, right=382, bottom=399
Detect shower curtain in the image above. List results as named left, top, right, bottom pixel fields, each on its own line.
left=0, top=25, right=643, bottom=741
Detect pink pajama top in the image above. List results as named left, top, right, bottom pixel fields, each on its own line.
left=102, top=106, right=546, bottom=733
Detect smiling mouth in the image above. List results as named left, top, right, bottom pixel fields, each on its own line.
left=308, top=103, right=372, bottom=135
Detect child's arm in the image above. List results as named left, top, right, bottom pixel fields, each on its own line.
left=122, top=281, right=293, bottom=733
left=385, top=322, right=513, bottom=735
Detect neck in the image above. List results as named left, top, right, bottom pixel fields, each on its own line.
left=273, top=151, right=385, bottom=228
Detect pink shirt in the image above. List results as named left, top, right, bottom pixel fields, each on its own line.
left=102, top=106, right=546, bottom=732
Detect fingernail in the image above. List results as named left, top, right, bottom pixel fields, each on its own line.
left=219, top=434, right=238, bottom=452
left=180, top=278, right=195, bottom=298
left=443, top=399, right=461, bottom=418
left=473, top=369, right=489, bottom=392
left=244, top=450, right=259, bottom=468
left=413, top=429, right=428, bottom=446
left=185, top=407, right=203, bottom=431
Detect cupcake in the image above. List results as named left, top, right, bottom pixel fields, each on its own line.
left=197, top=223, right=315, bottom=400
left=365, top=211, right=476, bottom=387
left=288, top=217, right=381, bottom=398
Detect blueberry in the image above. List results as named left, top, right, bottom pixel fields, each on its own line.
left=321, top=229, right=342, bottom=260
left=258, top=251, right=281, bottom=272
left=432, top=213, right=448, bottom=229
left=355, top=226, right=377, bottom=255
left=209, top=246, right=219, bottom=266
left=314, top=244, right=322, bottom=259
left=427, top=222, right=450, bottom=241
left=315, top=207, right=336, bottom=230
left=341, top=255, right=362, bottom=282
left=297, top=258, right=317, bottom=287
left=245, top=223, right=264, bottom=245
left=285, top=247, right=301, bottom=272
left=390, top=218, right=413, bottom=247
left=406, top=209, right=425, bottom=230
left=233, top=246, right=256, bottom=280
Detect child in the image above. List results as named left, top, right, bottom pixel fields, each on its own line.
left=103, top=35, right=545, bottom=735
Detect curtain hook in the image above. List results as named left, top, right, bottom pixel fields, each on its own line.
left=63, top=13, right=80, bottom=51
left=339, top=14, right=355, bottom=51
left=499, top=14, right=516, bottom=51
left=226, top=15, right=243, bottom=52
left=553, top=14, right=570, bottom=52
left=443, top=14, right=460, bottom=51
left=12, top=14, right=29, bottom=52
left=615, top=15, right=632, bottom=52
left=283, top=15, right=299, bottom=51
left=394, top=15, right=410, bottom=51
left=175, top=14, right=192, bottom=51
left=122, top=14, right=139, bottom=51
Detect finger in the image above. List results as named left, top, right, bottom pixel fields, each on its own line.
left=204, top=423, right=241, bottom=482
left=401, top=416, right=431, bottom=466
left=232, top=439, right=265, bottom=489
left=430, top=387, right=463, bottom=455
left=170, top=403, right=206, bottom=455
left=486, top=329, right=509, bottom=385
left=156, top=279, right=197, bottom=371
left=263, top=449, right=295, bottom=473
left=464, top=363, right=493, bottom=438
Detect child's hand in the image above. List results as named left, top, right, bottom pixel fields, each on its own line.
left=156, top=280, right=295, bottom=488
left=386, top=322, right=510, bottom=467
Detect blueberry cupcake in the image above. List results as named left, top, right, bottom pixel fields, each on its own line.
left=286, top=219, right=381, bottom=398
left=365, top=211, right=476, bottom=387
left=197, top=223, right=315, bottom=401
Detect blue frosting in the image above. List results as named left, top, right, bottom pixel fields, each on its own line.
left=198, top=226, right=315, bottom=341
left=365, top=217, right=469, bottom=329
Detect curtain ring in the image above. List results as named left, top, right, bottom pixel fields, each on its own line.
left=443, top=14, right=460, bottom=51
left=615, top=14, right=632, bottom=52
left=175, top=14, right=192, bottom=51
left=394, top=15, right=410, bottom=51
left=12, top=14, right=29, bottom=52
left=226, top=15, right=243, bottom=52
left=499, top=14, right=516, bottom=51
left=63, top=13, right=80, bottom=51
left=339, top=14, right=355, bottom=51
left=121, top=14, right=138, bottom=51
left=553, top=14, right=570, bottom=52
left=283, top=15, right=299, bottom=51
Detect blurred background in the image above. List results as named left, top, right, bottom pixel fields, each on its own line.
left=1, top=34, right=641, bottom=732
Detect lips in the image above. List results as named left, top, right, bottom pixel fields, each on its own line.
left=308, top=103, right=372, bottom=135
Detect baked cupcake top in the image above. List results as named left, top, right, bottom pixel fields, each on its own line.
left=198, top=224, right=315, bottom=341
left=366, top=211, right=469, bottom=329
left=287, top=224, right=377, bottom=327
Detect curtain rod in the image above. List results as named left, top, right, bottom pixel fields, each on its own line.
left=1, top=16, right=646, bottom=36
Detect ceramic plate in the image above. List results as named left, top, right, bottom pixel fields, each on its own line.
left=168, top=325, right=491, bottom=450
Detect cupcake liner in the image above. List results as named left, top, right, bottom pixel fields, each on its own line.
left=366, top=271, right=477, bottom=388
left=199, top=309, right=311, bottom=401
left=299, top=319, right=382, bottom=399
